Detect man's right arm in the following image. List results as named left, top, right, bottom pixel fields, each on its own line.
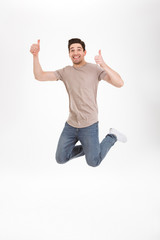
left=33, top=55, right=57, bottom=81
left=30, top=39, right=57, bottom=81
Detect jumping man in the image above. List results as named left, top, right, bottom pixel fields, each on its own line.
left=30, top=38, right=127, bottom=167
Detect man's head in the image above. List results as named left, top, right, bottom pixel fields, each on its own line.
left=68, top=38, right=87, bottom=66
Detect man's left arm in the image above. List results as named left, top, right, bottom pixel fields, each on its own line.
left=94, top=50, right=124, bottom=88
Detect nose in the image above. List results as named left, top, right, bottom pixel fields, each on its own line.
left=74, top=50, right=79, bottom=55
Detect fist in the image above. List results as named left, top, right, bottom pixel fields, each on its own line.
left=94, top=50, right=105, bottom=67
left=30, top=39, right=40, bottom=56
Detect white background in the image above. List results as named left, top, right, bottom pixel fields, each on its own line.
left=0, top=0, right=160, bottom=239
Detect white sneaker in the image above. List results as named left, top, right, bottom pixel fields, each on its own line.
left=109, top=128, right=127, bottom=143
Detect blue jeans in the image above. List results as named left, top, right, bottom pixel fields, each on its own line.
left=55, top=121, right=117, bottom=167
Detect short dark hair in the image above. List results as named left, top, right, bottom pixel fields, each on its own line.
left=68, top=38, right=86, bottom=52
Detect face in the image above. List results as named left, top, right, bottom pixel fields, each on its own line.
left=69, top=43, right=86, bottom=65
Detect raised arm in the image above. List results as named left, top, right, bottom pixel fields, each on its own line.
left=30, top=39, right=57, bottom=81
left=94, top=50, right=124, bottom=88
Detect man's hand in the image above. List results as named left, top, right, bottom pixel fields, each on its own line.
left=30, top=39, right=40, bottom=56
left=94, top=50, right=106, bottom=68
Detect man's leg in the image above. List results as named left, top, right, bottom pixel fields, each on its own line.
left=78, top=122, right=117, bottom=167
left=55, top=122, right=85, bottom=164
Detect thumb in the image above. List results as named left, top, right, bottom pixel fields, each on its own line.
left=99, top=49, right=101, bottom=56
left=37, top=39, right=40, bottom=46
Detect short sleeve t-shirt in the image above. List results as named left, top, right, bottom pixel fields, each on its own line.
left=54, top=62, right=107, bottom=128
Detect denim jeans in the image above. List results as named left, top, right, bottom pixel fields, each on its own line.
left=55, top=121, right=117, bottom=167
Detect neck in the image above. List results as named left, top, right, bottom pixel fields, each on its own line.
left=73, top=60, right=87, bottom=68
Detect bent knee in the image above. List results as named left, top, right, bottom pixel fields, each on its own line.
left=86, top=158, right=100, bottom=167
left=55, top=153, right=68, bottom=164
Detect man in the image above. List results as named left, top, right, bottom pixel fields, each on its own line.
left=30, top=38, right=127, bottom=167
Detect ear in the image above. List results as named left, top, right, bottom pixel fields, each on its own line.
left=84, top=50, right=87, bottom=56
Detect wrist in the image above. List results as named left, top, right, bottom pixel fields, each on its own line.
left=33, top=54, right=39, bottom=58
left=100, top=62, right=106, bottom=68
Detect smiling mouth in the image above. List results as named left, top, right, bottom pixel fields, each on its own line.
left=73, top=56, right=80, bottom=59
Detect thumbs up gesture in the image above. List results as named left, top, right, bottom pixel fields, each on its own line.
left=30, top=39, right=40, bottom=56
left=94, top=50, right=106, bottom=67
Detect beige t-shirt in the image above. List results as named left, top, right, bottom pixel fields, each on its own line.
left=54, top=62, right=107, bottom=128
